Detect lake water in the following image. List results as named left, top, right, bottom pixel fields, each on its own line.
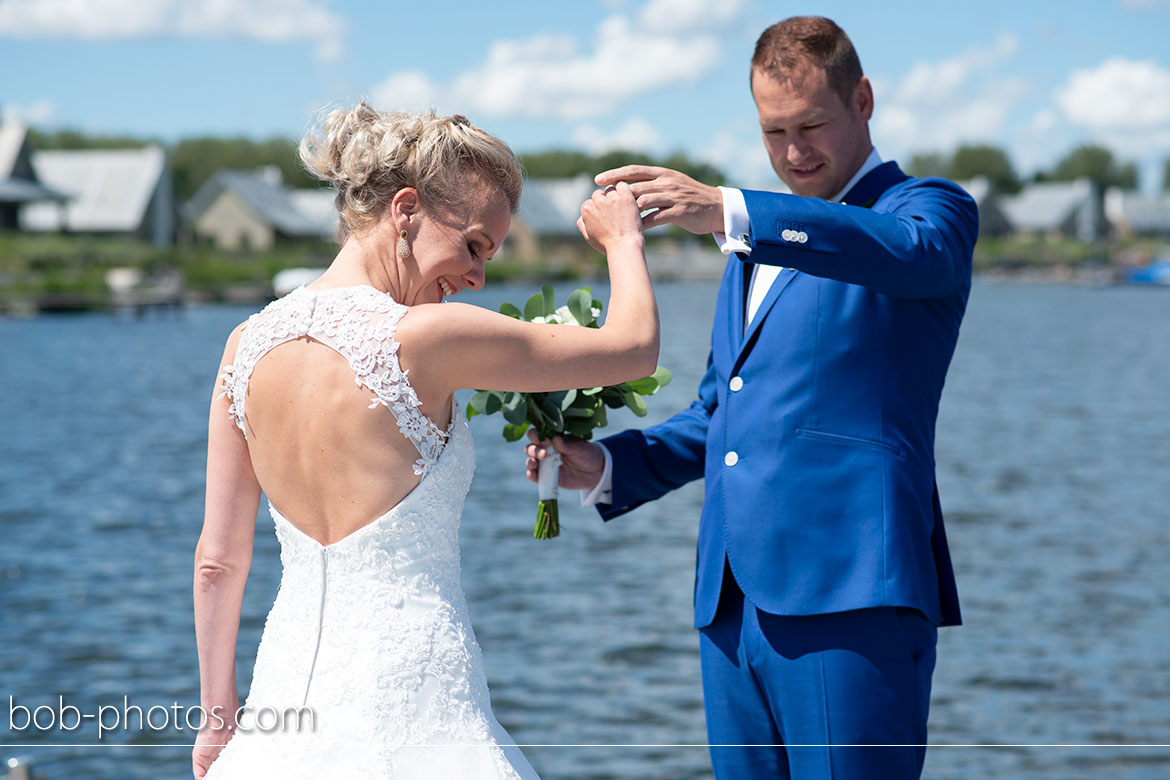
left=1, top=279, right=1168, bottom=779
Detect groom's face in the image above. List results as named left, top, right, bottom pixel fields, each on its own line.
left=752, top=61, right=873, bottom=200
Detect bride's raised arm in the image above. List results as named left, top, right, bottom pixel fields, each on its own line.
left=397, top=181, right=659, bottom=395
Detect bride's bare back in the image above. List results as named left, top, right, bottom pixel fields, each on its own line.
left=219, top=285, right=454, bottom=547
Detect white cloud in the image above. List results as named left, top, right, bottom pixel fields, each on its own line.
left=572, top=116, right=663, bottom=154
left=371, top=71, right=442, bottom=114
left=871, top=33, right=1028, bottom=159
left=1, top=99, right=56, bottom=125
left=637, top=0, right=748, bottom=34
left=371, top=1, right=749, bottom=121
left=894, top=33, right=1018, bottom=104
left=1055, top=57, right=1170, bottom=129
left=0, top=0, right=345, bottom=61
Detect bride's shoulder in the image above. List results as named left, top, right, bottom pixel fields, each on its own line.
left=397, top=301, right=513, bottom=342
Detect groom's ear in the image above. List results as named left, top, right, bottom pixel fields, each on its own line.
left=853, top=76, right=874, bottom=122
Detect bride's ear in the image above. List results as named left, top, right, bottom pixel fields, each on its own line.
left=389, top=187, right=420, bottom=230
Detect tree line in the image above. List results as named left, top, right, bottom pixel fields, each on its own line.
left=27, top=128, right=1163, bottom=202
left=26, top=129, right=724, bottom=203
left=907, top=143, right=1144, bottom=195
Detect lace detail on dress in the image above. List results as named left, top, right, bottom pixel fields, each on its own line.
left=218, top=285, right=448, bottom=475
left=201, top=396, right=540, bottom=780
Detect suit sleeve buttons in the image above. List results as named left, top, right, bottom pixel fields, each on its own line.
left=724, top=451, right=739, bottom=467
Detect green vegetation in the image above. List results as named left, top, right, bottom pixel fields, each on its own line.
left=0, top=233, right=333, bottom=311
left=519, top=148, right=725, bottom=185
left=909, top=142, right=1141, bottom=194
left=1037, top=144, right=1139, bottom=191
left=909, top=144, right=1021, bottom=193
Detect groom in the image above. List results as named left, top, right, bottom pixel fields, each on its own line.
left=528, top=15, right=977, bottom=780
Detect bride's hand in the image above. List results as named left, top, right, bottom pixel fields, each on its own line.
left=526, top=430, right=607, bottom=490
left=578, top=181, right=642, bottom=254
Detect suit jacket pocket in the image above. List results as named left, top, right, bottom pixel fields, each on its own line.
left=795, top=427, right=904, bottom=459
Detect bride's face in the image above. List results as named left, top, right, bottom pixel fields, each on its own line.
left=401, top=186, right=511, bottom=306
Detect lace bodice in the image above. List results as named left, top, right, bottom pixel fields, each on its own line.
left=218, top=284, right=448, bottom=475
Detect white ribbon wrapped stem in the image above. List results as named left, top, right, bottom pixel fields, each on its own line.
left=537, top=450, right=561, bottom=501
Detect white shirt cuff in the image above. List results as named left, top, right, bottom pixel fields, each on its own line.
left=712, top=186, right=752, bottom=256
left=579, top=443, right=613, bottom=507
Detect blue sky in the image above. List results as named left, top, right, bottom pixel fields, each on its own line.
left=3, top=0, right=1170, bottom=189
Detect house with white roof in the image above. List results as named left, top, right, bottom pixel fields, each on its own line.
left=1104, top=187, right=1170, bottom=238
left=507, top=174, right=598, bottom=258
left=953, top=176, right=1011, bottom=237
left=20, top=145, right=175, bottom=246
left=183, top=167, right=337, bottom=251
left=999, top=177, right=1105, bottom=241
left=0, top=122, right=68, bottom=230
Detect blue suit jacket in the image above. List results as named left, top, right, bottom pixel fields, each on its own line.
left=599, top=162, right=976, bottom=629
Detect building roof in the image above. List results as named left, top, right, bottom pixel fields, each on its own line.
left=0, top=122, right=27, bottom=179
left=954, top=176, right=991, bottom=205
left=185, top=169, right=337, bottom=238
left=21, top=146, right=167, bottom=231
left=0, top=178, right=67, bottom=203
left=1000, top=178, right=1094, bottom=233
left=516, top=175, right=597, bottom=236
left=1105, top=188, right=1170, bottom=233
left=0, top=122, right=69, bottom=204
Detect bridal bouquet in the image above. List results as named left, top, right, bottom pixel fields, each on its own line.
left=467, top=285, right=671, bottom=539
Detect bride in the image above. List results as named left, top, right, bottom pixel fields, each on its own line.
left=192, top=103, right=657, bottom=779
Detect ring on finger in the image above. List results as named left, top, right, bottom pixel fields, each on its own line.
left=602, top=184, right=618, bottom=194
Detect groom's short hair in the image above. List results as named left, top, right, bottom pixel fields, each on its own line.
left=751, top=16, right=864, bottom=107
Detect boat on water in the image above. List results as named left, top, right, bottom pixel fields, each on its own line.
left=1122, top=259, right=1170, bottom=286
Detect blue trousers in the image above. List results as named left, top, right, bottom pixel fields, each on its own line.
left=699, top=567, right=938, bottom=780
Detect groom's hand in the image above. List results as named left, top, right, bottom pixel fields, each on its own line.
left=594, top=165, right=724, bottom=235
left=525, top=430, right=606, bottom=490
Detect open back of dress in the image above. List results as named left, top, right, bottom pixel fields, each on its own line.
left=204, top=285, right=539, bottom=780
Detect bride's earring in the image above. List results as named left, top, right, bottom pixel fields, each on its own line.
left=396, top=229, right=411, bottom=260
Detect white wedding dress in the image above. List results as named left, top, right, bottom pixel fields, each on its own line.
left=204, top=285, right=541, bottom=779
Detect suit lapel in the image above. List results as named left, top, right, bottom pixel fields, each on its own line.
left=733, top=161, right=908, bottom=361
left=738, top=267, right=797, bottom=357
left=728, top=255, right=747, bottom=349
left=840, top=160, right=907, bottom=208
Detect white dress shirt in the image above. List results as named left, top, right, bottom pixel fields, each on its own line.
left=580, top=148, right=884, bottom=507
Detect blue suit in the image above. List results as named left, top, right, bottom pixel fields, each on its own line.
left=598, top=162, right=977, bottom=778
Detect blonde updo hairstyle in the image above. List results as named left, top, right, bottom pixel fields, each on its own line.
left=300, top=102, right=523, bottom=241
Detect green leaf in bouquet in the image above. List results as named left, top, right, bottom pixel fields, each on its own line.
left=593, top=401, right=608, bottom=429
left=502, top=422, right=530, bottom=442
left=624, top=375, right=660, bottom=395
left=623, top=389, right=649, bottom=417
left=580, top=386, right=604, bottom=396
left=600, top=388, right=627, bottom=409
left=537, top=392, right=565, bottom=430
left=501, top=391, right=528, bottom=425
left=563, top=406, right=593, bottom=418
left=469, top=390, right=502, bottom=416
left=488, top=390, right=508, bottom=415
left=559, top=388, right=578, bottom=410
left=567, top=288, right=595, bottom=327
left=499, top=302, right=522, bottom=320
left=650, top=365, right=672, bottom=388
left=523, top=292, right=545, bottom=322
left=564, top=417, right=595, bottom=439
left=541, top=283, right=556, bottom=316
left=466, top=402, right=479, bottom=420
